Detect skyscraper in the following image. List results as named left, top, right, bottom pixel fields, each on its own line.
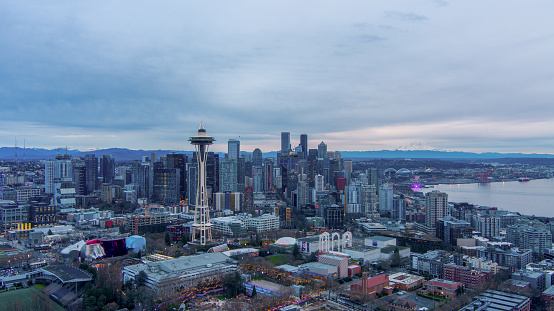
left=189, top=123, right=215, bottom=245
left=318, top=141, right=327, bottom=159
left=307, top=149, right=318, bottom=187
left=44, top=154, right=72, bottom=194
left=84, top=154, right=98, bottom=194
left=300, top=134, right=308, bottom=159
left=100, top=155, right=115, bottom=184
left=166, top=153, right=187, bottom=201
left=73, top=159, right=87, bottom=195
left=379, top=183, right=394, bottom=216
left=425, top=190, right=449, bottom=231
left=228, top=139, right=240, bottom=159
left=219, top=158, right=238, bottom=192
left=281, top=132, right=290, bottom=155
left=252, top=148, right=263, bottom=168
left=152, top=162, right=180, bottom=205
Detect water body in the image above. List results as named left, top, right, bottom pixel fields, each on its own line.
left=422, top=178, right=554, bottom=217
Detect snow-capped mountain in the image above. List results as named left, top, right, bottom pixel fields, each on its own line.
left=395, top=142, right=446, bottom=152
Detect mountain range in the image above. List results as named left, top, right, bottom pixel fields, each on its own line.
left=1, top=147, right=553, bottom=162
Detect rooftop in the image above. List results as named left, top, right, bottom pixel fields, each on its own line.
left=125, top=252, right=236, bottom=281
left=345, top=245, right=379, bottom=252
left=41, top=265, right=93, bottom=283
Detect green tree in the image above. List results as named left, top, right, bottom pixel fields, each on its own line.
left=181, top=234, right=189, bottom=245
left=292, top=243, right=301, bottom=260
left=164, top=232, right=171, bottom=246
left=135, top=270, right=148, bottom=288
left=391, top=247, right=401, bottom=267
left=251, top=286, right=257, bottom=297
left=223, top=271, right=243, bottom=298
left=47, top=229, right=53, bottom=236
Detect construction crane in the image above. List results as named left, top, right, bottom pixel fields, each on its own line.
left=135, top=201, right=150, bottom=235
left=477, top=168, right=494, bottom=183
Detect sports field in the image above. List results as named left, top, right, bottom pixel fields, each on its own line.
left=0, top=286, right=65, bottom=311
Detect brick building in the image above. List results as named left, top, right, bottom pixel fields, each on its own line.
left=442, top=264, right=491, bottom=288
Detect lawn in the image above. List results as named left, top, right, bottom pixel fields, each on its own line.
left=0, top=286, right=65, bottom=311
left=34, top=283, right=46, bottom=290
left=269, top=254, right=288, bottom=265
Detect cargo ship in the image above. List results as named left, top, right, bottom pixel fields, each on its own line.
left=518, top=178, right=530, bottom=182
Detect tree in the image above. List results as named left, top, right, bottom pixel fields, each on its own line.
left=164, top=232, right=171, bottom=246
left=47, top=229, right=53, bottom=236
left=391, top=247, right=401, bottom=267
left=223, top=271, right=243, bottom=298
left=292, top=243, right=301, bottom=260
left=135, top=270, right=148, bottom=288
left=181, top=234, right=189, bottom=245
left=251, top=286, right=257, bottom=297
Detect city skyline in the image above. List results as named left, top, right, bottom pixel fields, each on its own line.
left=2, top=1, right=554, bottom=154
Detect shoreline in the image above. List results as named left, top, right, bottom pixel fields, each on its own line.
left=423, top=177, right=551, bottom=186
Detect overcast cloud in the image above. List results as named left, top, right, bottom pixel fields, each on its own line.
left=1, top=1, right=553, bottom=154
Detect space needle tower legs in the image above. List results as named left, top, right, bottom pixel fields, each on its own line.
left=189, top=123, right=215, bottom=245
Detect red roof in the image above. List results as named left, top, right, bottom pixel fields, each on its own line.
left=426, top=280, right=463, bottom=289
left=366, top=274, right=389, bottom=288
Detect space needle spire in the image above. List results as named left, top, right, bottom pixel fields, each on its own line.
left=189, top=123, right=215, bottom=245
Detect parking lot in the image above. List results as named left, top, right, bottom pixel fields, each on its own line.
left=379, top=291, right=439, bottom=310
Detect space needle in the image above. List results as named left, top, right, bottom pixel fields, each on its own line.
left=189, top=122, right=215, bottom=245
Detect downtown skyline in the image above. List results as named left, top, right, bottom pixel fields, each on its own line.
left=1, top=1, right=554, bottom=154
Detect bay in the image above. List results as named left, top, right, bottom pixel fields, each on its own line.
left=422, top=178, right=554, bottom=217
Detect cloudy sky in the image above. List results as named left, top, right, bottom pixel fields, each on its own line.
left=1, top=1, right=553, bottom=154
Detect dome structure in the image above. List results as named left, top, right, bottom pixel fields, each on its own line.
left=274, top=237, right=296, bottom=246
left=384, top=168, right=397, bottom=179
left=396, top=168, right=412, bottom=176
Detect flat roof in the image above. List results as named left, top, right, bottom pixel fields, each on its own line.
left=125, top=252, right=237, bottom=281
left=41, top=265, right=92, bottom=283
left=297, top=236, right=320, bottom=243
left=345, top=245, right=379, bottom=252
left=381, top=246, right=409, bottom=254
left=319, top=254, right=348, bottom=261
left=249, top=280, right=289, bottom=294
left=367, top=236, right=395, bottom=241
left=307, top=262, right=337, bottom=270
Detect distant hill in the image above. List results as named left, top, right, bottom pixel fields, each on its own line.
left=0, top=147, right=192, bottom=161
left=340, top=150, right=554, bottom=160
left=0, top=147, right=553, bottom=162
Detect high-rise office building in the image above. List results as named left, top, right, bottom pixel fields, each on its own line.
left=166, top=153, right=187, bottom=202
left=228, top=139, right=240, bottom=159
left=300, top=134, right=308, bottom=159
left=315, top=174, right=325, bottom=192
left=281, top=132, right=290, bottom=154
left=73, top=159, right=87, bottom=196
left=307, top=149, right=318, bottom=188
left=186, top=162, right=197, bottom=206
left=206, top=152, right=219, bottom=197
left=425, top=190, right=449, bottom=230
left=152, top=162, right=180, bottom=205
left=263, top=158, right=274, bottom=191
left=44, top=154, right=73, bottom=194
left=220, top=158, right=238, bottom=192
left=318, top=141, right=327, bottom=159
left=84, top=154, right=98, bottom=194
left=253, top=148, right=263, bottom=168
left=472, top=214, right=500, bottom=238
left=138, top=161, right=151, bottom=199
left=100, top=155, right=115, bottom=184
left=392, top=194, right=406, bottom=221
left=367, top=167, right=378, bottom=190
left=379, top=183, right=394, bottom=216
left=343, top=160, right=353, bottom=173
